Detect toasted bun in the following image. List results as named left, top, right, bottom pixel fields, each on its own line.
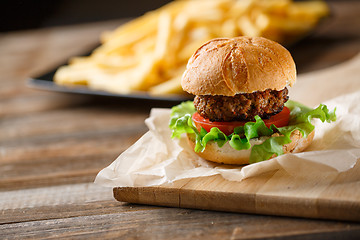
left=187, top=130, right=314, bottom=165
left=181, top=37, right=296, bottom=96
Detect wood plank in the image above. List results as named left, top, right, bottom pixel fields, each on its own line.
left=0, top=183, right=158, bottom=224
left=0, top=129, right=145, bottom=190
left=114, top=162, right=360, bottom=222
left=1, top=200, right=121, bottom=224
left=1, top=206, right=360, bottom=239
left=1, top=183, right=359, bottom=239
left=0, top=91, right=89, bottom=117
left=0, top=96, right=153, bottom=190
left=0, top=183, right=112, bottom=211
left=0, top=104, right=148, bottom=143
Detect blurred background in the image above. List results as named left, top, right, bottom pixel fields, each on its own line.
left=2, top=0, right=359, bottom=89
left=1, top=0, right=172, bottom=32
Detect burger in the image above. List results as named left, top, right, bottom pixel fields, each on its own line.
left=169, top=37, right=336, bottom=165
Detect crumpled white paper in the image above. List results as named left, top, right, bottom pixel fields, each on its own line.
left=95, top=90, right=360, bottom=187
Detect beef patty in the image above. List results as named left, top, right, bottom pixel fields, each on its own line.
left=194, top=88, right=289, bottom=122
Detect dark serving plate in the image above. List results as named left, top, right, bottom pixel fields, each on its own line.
left=28, top=13, right=328, bottom=104
left=27, top=68, right=192, bottom=103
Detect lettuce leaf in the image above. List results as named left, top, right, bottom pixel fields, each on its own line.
left=169, top=101, right=197, bottom=138
left=169, top=100, right=336, bottom=163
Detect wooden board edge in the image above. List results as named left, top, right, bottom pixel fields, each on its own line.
left=113, top=187, right=360, bottom=222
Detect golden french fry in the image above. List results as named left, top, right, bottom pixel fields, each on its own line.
left=149, top=73, right=185, bottom=95
left=288, top=1, right=329, bottom=19
left=54, top=0, right=330, bottom=96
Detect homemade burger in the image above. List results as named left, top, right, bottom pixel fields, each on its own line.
left=170, top=37, right=336, bottom=164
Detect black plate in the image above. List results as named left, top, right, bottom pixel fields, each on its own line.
left=28, top=16, right=327, bottom=104
left=27, top=67, right=192, bottom=103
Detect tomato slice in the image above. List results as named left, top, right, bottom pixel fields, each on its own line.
left=192, top=107, right=290, bottom=135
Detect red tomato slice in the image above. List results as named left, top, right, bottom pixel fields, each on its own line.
left=192, top=107, right=290, bottom=135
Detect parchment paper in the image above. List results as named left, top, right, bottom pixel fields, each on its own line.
left=95, top=54, right=360, bottom=188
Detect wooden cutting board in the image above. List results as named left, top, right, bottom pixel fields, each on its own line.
left=114, top=159, right=360, bottom=222
left=114, top=55, right=360, bottom=222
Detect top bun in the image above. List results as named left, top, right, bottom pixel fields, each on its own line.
left=181, top=37, right=296, bottom=96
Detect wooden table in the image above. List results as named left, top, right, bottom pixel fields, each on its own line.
left=1, top=1, right=360, bottom=239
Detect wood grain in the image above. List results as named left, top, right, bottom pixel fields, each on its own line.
left=1, top=183, right=360, bottom=239
left=114, top=163, right=360, bottom=222
left=0, top=103, right=148, bottom=190
left=1, top=1, right=360, bottom=239
left=2, top=183, right=359, bottom=239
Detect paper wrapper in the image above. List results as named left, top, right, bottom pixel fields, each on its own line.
left=95, top=54, right=360, bottom=188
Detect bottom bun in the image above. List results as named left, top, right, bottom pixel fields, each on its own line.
left=187, top=130, right=315, bottom=165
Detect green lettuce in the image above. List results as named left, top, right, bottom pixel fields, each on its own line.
left=169, top=100, right=336, bottom=163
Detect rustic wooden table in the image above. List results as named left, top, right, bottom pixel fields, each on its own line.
left=1, top=1, right=360, bottom=239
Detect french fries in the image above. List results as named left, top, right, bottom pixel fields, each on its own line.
left=54, top=0, right=329, bottom=96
